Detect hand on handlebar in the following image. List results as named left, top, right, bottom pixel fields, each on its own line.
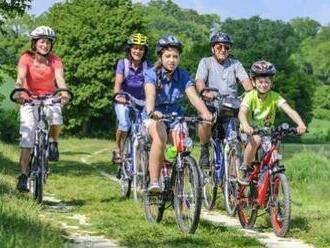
left=243, top=124, right=254, bottom=135
left=296, top=124, right=307, bottom=135
left=201, top=91, right=217, bottom=101
left=114, top=95, right=128, bottom=104
left=200, top=110, right=214, bottom=124
left=60, top=91, right=71, bottom=105
left=150, top=111, right=163, bottom=120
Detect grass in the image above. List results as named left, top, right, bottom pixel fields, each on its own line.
left=1, top=137, right=330, bottom=247
left=0, top=144, right=66, bottom=248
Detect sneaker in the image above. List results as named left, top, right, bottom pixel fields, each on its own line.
left=238, top=164, right=249, bottom=186
left=199, top=143, right=210, bottom=168
left=17, top=174, right=29, bottom=192
left=148, top=182, right=161, bottom=194
left=49, top=142, right=59, bottom=161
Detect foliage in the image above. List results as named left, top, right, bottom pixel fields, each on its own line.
left=38, top=0, right=144, bottom=134
left=0, top=108, right=19, bottom=143
left=137, top=0, right=220, bottom=73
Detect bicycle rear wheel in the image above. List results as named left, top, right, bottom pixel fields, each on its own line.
left=174, top=155, right=202, bottom=234
left=201, top=142, right=218, bottom=210
left=237, top=183, right=258, bottom=229
left=269, top=173, right=291, bottom=237
left=141, top=144, right=165, bottom=223
left=224, top=146, right=240, bottom=216
left=120, top=137, right=132, bottom=199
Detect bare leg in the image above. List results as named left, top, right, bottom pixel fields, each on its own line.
left=148, top=120, right=167, bottom=183
left=20, top=148, right=32, bottom=175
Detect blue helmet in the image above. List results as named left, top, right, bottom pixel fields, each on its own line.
left=210, top=31, right=232, bottom=46
left=250, top=60, right=276, bottom=77
left=156, top=35, right=183, bottom=55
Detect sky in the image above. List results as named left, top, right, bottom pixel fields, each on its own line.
left=29, top=0, right=330, bottom=25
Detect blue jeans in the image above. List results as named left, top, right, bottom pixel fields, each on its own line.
left=114, top=103, right=130, bottom=132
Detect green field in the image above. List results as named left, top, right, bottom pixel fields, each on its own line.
left=0, top=138, right=329, bottom=247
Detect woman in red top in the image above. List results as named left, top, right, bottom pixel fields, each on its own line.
left=16, top=26, right=69, bottom=192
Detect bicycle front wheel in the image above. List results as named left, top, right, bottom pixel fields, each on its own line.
left=269, top=173, right=291, bottom=237
left=174, top=155, right=202, bottom=234
left=224, top=146, right=240, bottom=216
left=201, top=143, right=217, bottom=210
left=120, top=137, right=132, bottom=199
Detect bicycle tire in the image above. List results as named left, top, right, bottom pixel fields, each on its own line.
left=269, top=173, right=291, bottom=237
left=142, top=145, right=165, bottom=223
left=132, top=139, right=143, bottom=201
left=201, top=142, right=217, bottom=210
left=174, top=155, right=202, bottom=234
left=224, top=146, right=240, bottom=216
left=120, top=136, right=132, bottom=199
left=237, top=183, right=258, bottom=229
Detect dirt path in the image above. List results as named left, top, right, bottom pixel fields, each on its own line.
left=42, top=194, right=124, bottom=248
left=80, top=149, right=314, bottom=248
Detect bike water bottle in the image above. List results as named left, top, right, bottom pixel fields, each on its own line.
left=165, top=145, right=177, bottom=163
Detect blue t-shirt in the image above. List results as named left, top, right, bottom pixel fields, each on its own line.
left=116, top=59, right=152, bottom=100
left=144, top=67, right=194, bottom=115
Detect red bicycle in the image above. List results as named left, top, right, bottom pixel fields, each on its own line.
left=237, top=123, right=300, bottom=237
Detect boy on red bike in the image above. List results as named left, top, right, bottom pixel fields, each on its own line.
left=238, top=60, right=307, bottom=185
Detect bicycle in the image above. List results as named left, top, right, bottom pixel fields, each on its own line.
left=200, top=88, right=242, bottom=215
left=141, top=113, right=203, bottom=233
left=236, top=123, right=299, bottom=237
left=10, top=88, right=73, bottom=203
left=113, top=92, right=145, bottom=201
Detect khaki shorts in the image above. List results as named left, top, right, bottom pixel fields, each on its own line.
left=19, top=103, right=63, bottom=148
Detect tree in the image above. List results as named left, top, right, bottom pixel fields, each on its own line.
left=137, top=0, right=220, bottom=73
left=39, top=0, right=144, bottom=134
left=290, top=17, right=321, bottom=41
left=0, top=0, right=31, bottom=28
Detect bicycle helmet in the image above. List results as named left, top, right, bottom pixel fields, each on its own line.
left=210, top=31, right=232, bottom=46
left=250, top=60, right=276, bottom=77
left=30, top=26, right=56, bottom=41
left=156, top=35, right=183, bottom=55
left=127, top=33, right=148, bottom=47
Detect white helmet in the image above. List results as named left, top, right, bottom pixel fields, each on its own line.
left=30, top=26, right=56, bottom=41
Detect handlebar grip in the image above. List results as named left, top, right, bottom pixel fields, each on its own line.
left=53, top=88, right=74, bottom=101
left=9, top=88, right=32, bottom=103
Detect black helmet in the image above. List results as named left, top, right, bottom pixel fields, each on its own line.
left=156, top=35, right=183, bottom=55
left=250, top=60, right=276, bottom=77
left=210, top=31, right=232, bottom=46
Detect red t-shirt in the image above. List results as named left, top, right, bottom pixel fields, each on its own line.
left=18, top=53, right=63, bottom=95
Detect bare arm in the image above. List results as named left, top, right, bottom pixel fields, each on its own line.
left=185, top=86, right=212, bottom=120
left=238, top=105, right=253, bottom=134
left=279, top=102, right=307, bottom=134
left=195, top=79, right=206, bottom=94
left=241, top=78, right=253, bottom=91
left=54, top=67, right=67, bottom=89
left=113, top=73, right=124, bottom=94
left=16, top=64, right=27, bottom=88
left=144, top=83, right=156, bottom=115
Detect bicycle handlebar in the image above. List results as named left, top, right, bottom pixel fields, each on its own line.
left=252, top=123, right=299, bottom=139
left=10, top=88, right=73, bottom=104
left=152, top=112, right=212, bottom=124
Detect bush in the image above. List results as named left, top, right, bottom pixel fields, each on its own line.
left=0, top=108, right=19, bottom=143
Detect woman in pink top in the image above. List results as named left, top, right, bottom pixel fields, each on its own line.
left=15, top=26, right=70, bottom=192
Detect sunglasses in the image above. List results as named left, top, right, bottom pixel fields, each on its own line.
left=214, top=44, right=230, bottom=51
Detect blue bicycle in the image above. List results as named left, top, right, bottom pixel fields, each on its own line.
left=113, top=92, right=146, bottom=201
left=200, top=88, right=242, bottom=215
